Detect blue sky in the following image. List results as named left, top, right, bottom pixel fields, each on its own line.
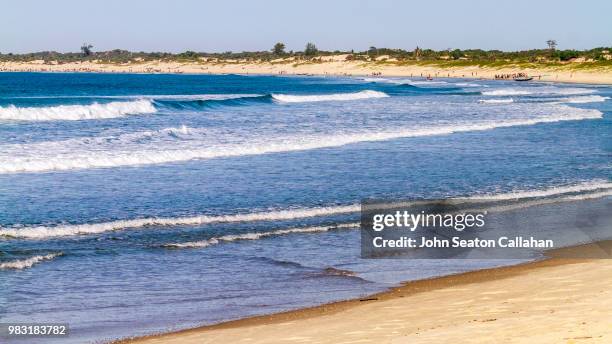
left=1, top=0, right=610, bottom=53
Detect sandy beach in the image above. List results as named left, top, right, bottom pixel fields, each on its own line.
left=120, top=242, right=612, bottom=344
left=2, top=57, right=612, bottom=85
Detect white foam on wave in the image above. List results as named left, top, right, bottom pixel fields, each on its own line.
left=561, top=95, right=609, bottom=104
left=0, top=105, right=602, bottom=174
left=482, top=89, right=532, bottom=96
left=361, top=77, right=413, bottom=85
left=0, top=253, right=62, bottom=270
left=549, top=88, right=597, bottom=95
left=161, top=182, right=603, bottom=249
left=469, top=180, right=612, bottom=200
left=1, top=180, right=609, bottom=240
left=124, top=125, right=195, bottom=141
left=128, top=181, right=612, bottom=248
left=0, top=94, right=263, bottom=101
left=483, top=87, right=596, bottom=97
left=408, top=80, right=449, bottom=86
left=455, top=82, right=482, bottom=87
left=272, top=90, right=388, bottom=103
left=0, top=100, right=156, bottom=121
left=478, top=98, right=514, bottom=104
left=0, top=205, right=360, bottom=239
left=164, top=223, right=360, bottom=249
left=562, top=190, right=612, bottom=201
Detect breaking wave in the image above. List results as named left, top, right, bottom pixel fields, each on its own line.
left=482, top=87, right=596, bottom=97
left=0, top=106, right=602, bottom=174
left=163, top=223, right=360, bottom=249
left=0, top=94, right=271, bottom=121
left=560, top=95, right=609, bottom=104
left=408, top=80, right=449, bottom=86
left=0, top=205, right=360, bottom=239
left=1, top=180, right=608, bottom=240
left=469, top=180, right=612, bottom=201
left=271, top=90, right=388, bottom=103
left=455, top=82, right=482, bottom=87
left=361, top=77, right=413, bottom=85
left=0, top=253, right=62, bottom=270
left=482, top=89, right=532, bottom=96
left=0, top=100, right=156, bottom=121
left=0, top=94, right=263, bottom=101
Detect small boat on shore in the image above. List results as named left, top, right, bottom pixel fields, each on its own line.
left=514, top=76, right=533, bottom=81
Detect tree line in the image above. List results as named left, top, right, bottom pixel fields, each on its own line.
left=1, top=41, right=610, bottom=64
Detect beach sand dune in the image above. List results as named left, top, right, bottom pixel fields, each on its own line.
left=124, top=243, right=612, bottom=344
left=2, top=59, right=612, bottom=85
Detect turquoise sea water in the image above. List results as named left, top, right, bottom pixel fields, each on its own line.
left=0, top=73, right=610, bottom=343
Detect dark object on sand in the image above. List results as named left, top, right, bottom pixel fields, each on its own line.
left=514, top=76, right=533, bottom=81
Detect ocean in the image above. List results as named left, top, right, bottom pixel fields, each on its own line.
left=0, top=72, right=610, bottom=343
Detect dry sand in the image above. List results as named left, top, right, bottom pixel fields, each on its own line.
left=120, top=242, right=612, bottom=344
left=2, top=58, right=612, bottom=85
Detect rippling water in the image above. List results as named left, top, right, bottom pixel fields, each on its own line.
left=0, top=73, right=610, bottom=343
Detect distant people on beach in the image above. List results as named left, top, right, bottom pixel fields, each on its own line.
left=494, top=72, right=528, bottom=80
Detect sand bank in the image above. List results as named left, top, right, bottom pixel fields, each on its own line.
left=2, top=58, right=611, bottom=85
left=120, top=242, right=612, bottom=344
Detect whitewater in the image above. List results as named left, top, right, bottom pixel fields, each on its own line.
left=0, top=252, right=62, bottom=270
left=0, top=104, right=602, bottom=173
left=0, top=99, right=156, bottom=121
left=2, top=180, right=609, bottom=239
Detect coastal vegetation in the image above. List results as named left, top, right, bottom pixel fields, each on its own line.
left=1, top=42, right=611, bottom=70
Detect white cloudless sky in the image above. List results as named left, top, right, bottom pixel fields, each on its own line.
left=1, top=0, right=610, bottom=53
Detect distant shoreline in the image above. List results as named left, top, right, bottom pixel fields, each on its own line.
left=2, top=58, right=612, bottom=85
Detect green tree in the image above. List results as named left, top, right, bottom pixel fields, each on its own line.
left=304, top=42, right=318, bottom=57
left=413, top=46, right=421, bottom=60
left=368, top=46, right=378, bottom=57
left=450, top=49, right=462, bottom=60
left=81, top=43, right=93, bottom=56
left=178, top=51, right=199, bottom=59
left=272, top=42, right=286, bottom=55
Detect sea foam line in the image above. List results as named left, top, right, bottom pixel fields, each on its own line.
left=0, top=205, right=360, bottom=239
left=163, top=181, right=612, bottom=248
left=271, top=90, right=388, bottom=103
left=482, top=89, right=532, bottom=96
left=482, top=87, right=596, bottom=97
left=0, top=253, right=62, bottom=270
left=164, top=223, right=360, bottom=249
left=1, top=181, right=609, bottom=239
left=560, top=95, right=609, bottom=104
left=468, top=180, right=612, bottom=201
left=479, top=98, right=514, bottom=104
left=165, top=186, right=612, bottom=250
left=0, top=100, right=156, bottom=121
left=0, top=94, right=263, bottom=100
left=0, top=107, right=602, bottom=174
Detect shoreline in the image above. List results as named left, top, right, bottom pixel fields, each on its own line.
left=2, top=59, right=612, bottom=85
left=117, top=240, right=612, bottom=344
